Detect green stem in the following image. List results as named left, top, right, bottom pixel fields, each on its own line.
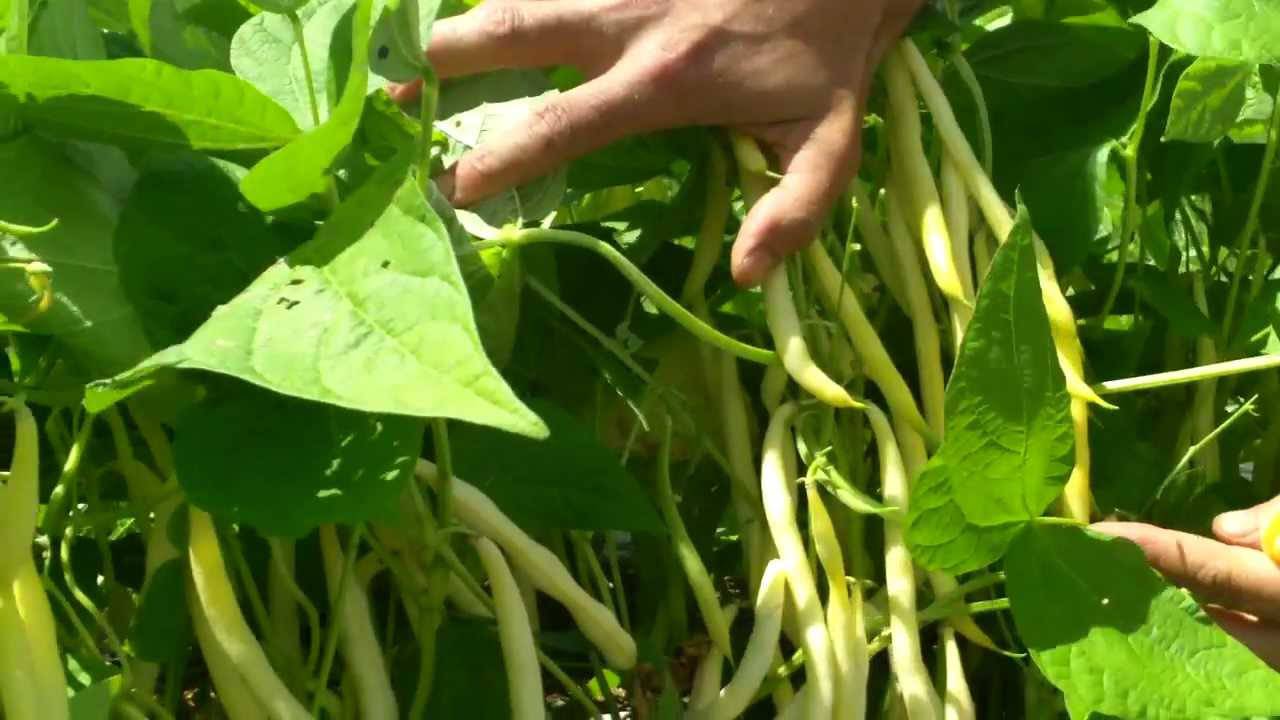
left=311, top=526, right=363, bottom=717
left=477, top=228, right=777, bottom=365
left=416, top=65, right=441, bottom=183
left=286, top=12, right=322, bottom=128
left=604, top=533, right=631, bottom=634
left=527, top=276, right=653, bottom=383
left=1094, top=354, right=1280, bottom=395
left=409, top=420, right=455, bottom=719
left=6, top=0, right=28, bottom=55
left=268, top=539, right=324, bottom=677
left=224, top=529, right=274, bottom=650
left=1145, top=394, right=1259, bottom=514
left=1222, top=83, right=1280, bottom=342
left=431, top=419, right=453, bottom=532
left=1098, top=37, right=1160, bottom=321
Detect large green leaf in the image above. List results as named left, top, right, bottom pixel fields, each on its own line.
left=905, top=204, right=1074, bottom=575
left=147, top=0, right=241, bottom=71
left=115, top=156, right=298, bottom=348
left=966, top=20, right=1145, bottom=88
left=450, top=399, right=665, bottom=533
left=231, top=0, right=361, bottom=127
left=90, top=156, right=547, bottom=438
left=0, top=56, right=299, bottom=151
left=1134, top=0, right=1280, bottom=65
left=1163, top=58, right=1254, bottom=143
left=30, top=0, right=108, bottom=60
left=174, top=380, right=423, bottom=537
left=239, top=0, right=374, bottom=211
left=1021, top=143, right=1114, bottom=273
left=416, top=619, right=510, bottom=720
left=1006, top=524, right=1280, bottom=719
left=0, top=135, right=151, bottom=377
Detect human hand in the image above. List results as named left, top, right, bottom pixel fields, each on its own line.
left=390, top=0, right=923, bottom=286
left=1093, top=498, right=1280, bottom=670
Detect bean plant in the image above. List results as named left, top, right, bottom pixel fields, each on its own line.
left=1, top=0, right=1280, bottom=718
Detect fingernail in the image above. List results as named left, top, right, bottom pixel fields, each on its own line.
left=1216, top=510, right=1256, bottom=539
left=734, top=246, right=779, bottom=287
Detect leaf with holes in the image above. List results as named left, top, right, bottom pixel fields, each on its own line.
left=89, top=155, right=547, bottom=438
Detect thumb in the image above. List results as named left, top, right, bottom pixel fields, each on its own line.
left=1092, top=521, right=1280, bottom=624
left=1214, top=495, right=1280, bottom=550
left=730, top=97, right=862, bottom=287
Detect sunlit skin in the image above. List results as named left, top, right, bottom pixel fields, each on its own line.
left=389, top=0, right=921, bottom=286
left=1095, top=498, right=1280, bottom=669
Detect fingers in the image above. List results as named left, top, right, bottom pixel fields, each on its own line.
left=388, top=0, right=611, bottom=101
left=444, top=70, right=655, bottom=206
left=1092, top=521, right=1280, bottom=625
left=1204, top=606, right=1280, bottom=670
left=1213, top=495, right=1280, bottom=550
left=428, top=0, right=610, bottom=79
left=730, top=95, right=862, bottom=286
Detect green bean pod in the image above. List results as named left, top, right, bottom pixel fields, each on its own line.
left=188, top=509, right=311, bottom=720
left=804, top=241, right=932, bottom=440
left=473, top=537, right=545, bottom=720
left=689, top=560, right=787, bottom=720
left=883, top=50, right=969, bottom=306
left=319, top=525, right=399, bottom=720
left=761, top=403, right=837, bottom=719
left=656, top=422, right=735, bottom=662
left=419, top=461, right=637, bottom=669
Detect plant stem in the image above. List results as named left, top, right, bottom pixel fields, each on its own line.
left=409, top=420, right=456, bottom=719
left=1221, top=82, right=1280, bottom=342
left=1145, top=395, right=1259, bottom=514
left=287, top=12, right=322, bottom=128
left=1098, top=37, right=1160, bottom=321
left=311, top=526, right=363, bottom=717
left=416, top=65, right=441, bottom=184
left=526, top=276, right=653, bottom=383
left=1094, top=354, right=1280, bottom=395
left=431, top=419, right=453, bottom=532
left=476, top=228, right=777, bottom=365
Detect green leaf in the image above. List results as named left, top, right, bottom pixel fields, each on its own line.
left=1021, top=143, right=1114, bottom=272
left=256, top=0, right=311, bottom=13
left=437, top=70, right=567, bottom=226
left=115, top=156, right=298, bottom=348
left=1133, top=0, right=1280, bottom=65
left=905, top=203, right=1074, bottom=575
left=0, top=56, right=299, bottom=151
left=450, top=399, right=665, bottom=533
left=30, top=0, right=108, bottom=60
left=1131, top=273, right=1216, bottom=339
left=69, top=676, right=125, bottom=720
left=473, top=246, right=522, bottom=369
left=1163, top=58, right=1253, bottom=143
left=368, top=0, right=440, bottom=83
left=230, top=0, right=355, bottom=127
left=128, top=558, right=191, bottom=663
left=129, top=0, right=152, bottom=54
left=0, top=135, right=152, bottom=377
left=1006, top=524, right=1280, bottom=719
left=239, top=0, right=374, bottom=211
left=174, top=380, right=423, bottom=537
left=91, top=157, right=547, bottom=438
left=147, top=0, right=238, bottom=71
left=966, top=20, right=1145, bottom=87
left=418, top=619, right=510, bottom=720
left=1228, top=68, right=1275, bottom=144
